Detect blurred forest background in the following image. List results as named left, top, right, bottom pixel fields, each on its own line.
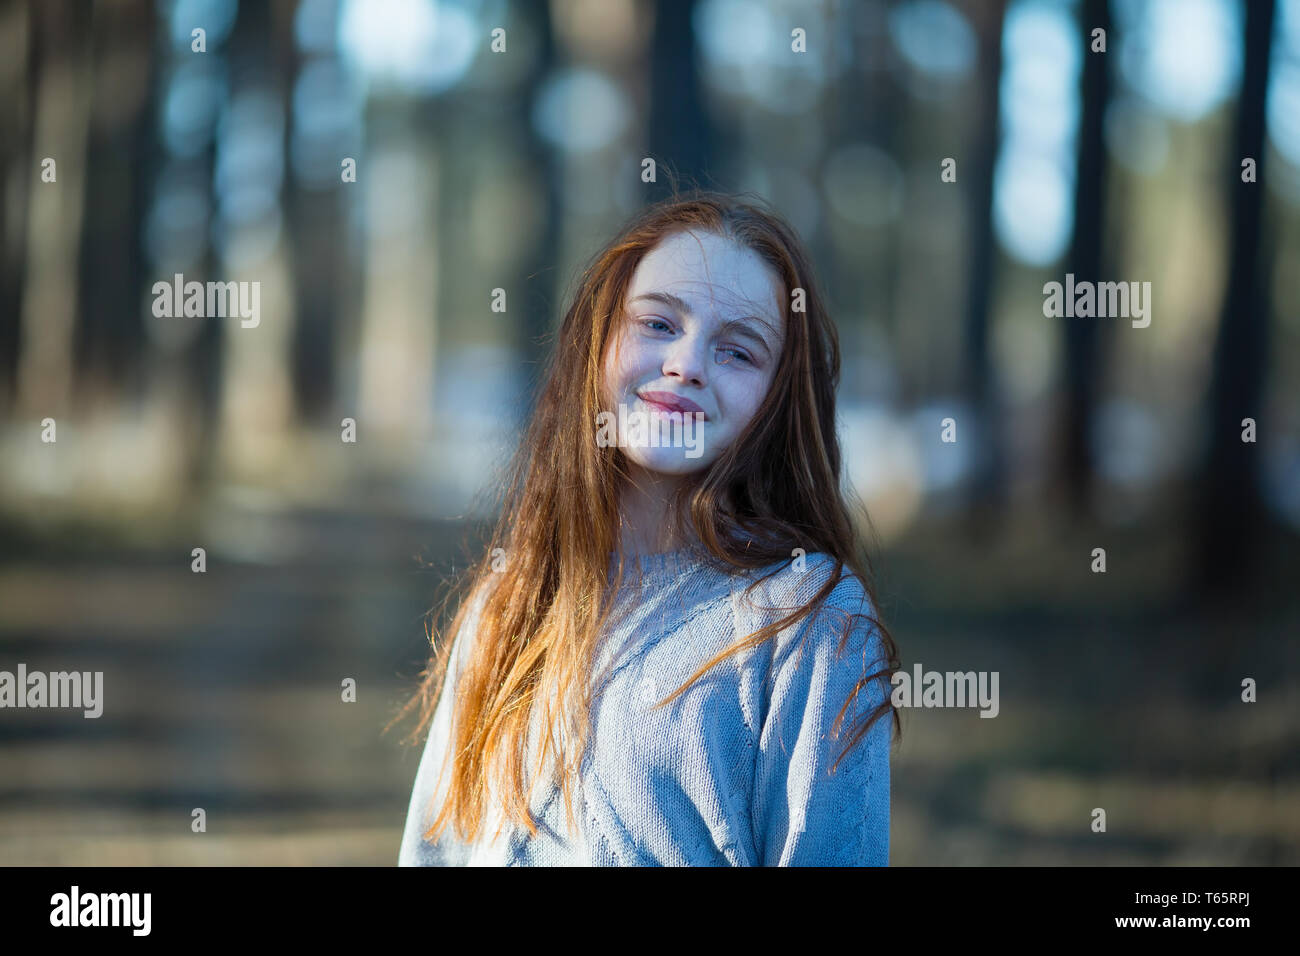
left=1, top=0, right=1297, bottom=865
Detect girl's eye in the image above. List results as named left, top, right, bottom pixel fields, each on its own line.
left=640, top=318, right=672, bottom=333
left=718, top=347, right=753, bottom=365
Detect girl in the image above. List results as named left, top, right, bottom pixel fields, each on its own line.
left=395, top=190, right=901, bottom=866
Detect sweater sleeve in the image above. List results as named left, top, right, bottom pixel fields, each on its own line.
left=397, top=585, right=487, bottom=867
left=751, top=566, right=893, bottom=866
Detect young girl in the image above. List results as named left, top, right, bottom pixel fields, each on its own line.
left=395, top=190, right=901, bottom=866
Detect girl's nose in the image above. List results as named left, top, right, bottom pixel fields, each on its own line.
left=660, top=335, right=708, bottom=386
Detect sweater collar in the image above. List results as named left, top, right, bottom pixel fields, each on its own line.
left=606, top=544, right=705, bottom=587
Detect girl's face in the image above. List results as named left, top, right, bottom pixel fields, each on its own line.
left=600, top=229, right=786, bottom=476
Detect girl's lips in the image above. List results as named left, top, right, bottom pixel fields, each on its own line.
left=637, top=391, right=707, bottom=420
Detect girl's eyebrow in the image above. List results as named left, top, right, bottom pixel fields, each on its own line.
left=629, top=291, right=779, bottom=350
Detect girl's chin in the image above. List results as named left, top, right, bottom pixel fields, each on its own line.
left=623, top=454, right=711, bottom=476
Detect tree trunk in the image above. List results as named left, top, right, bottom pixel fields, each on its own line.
left=1196, top=0, right=1277, bottom=594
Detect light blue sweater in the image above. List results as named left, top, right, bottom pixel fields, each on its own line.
left=397, top=547, right=893, bottom=866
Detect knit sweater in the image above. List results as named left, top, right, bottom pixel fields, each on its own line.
left=397, top=547, right=893, bottom=866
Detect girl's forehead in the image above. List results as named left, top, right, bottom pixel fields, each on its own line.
left=629, top=230, right=785, bottom=322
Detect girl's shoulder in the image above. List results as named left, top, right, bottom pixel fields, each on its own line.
left=732, top=551, right=880, bottom=661
left=737, top=551, right=871, bottom=617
